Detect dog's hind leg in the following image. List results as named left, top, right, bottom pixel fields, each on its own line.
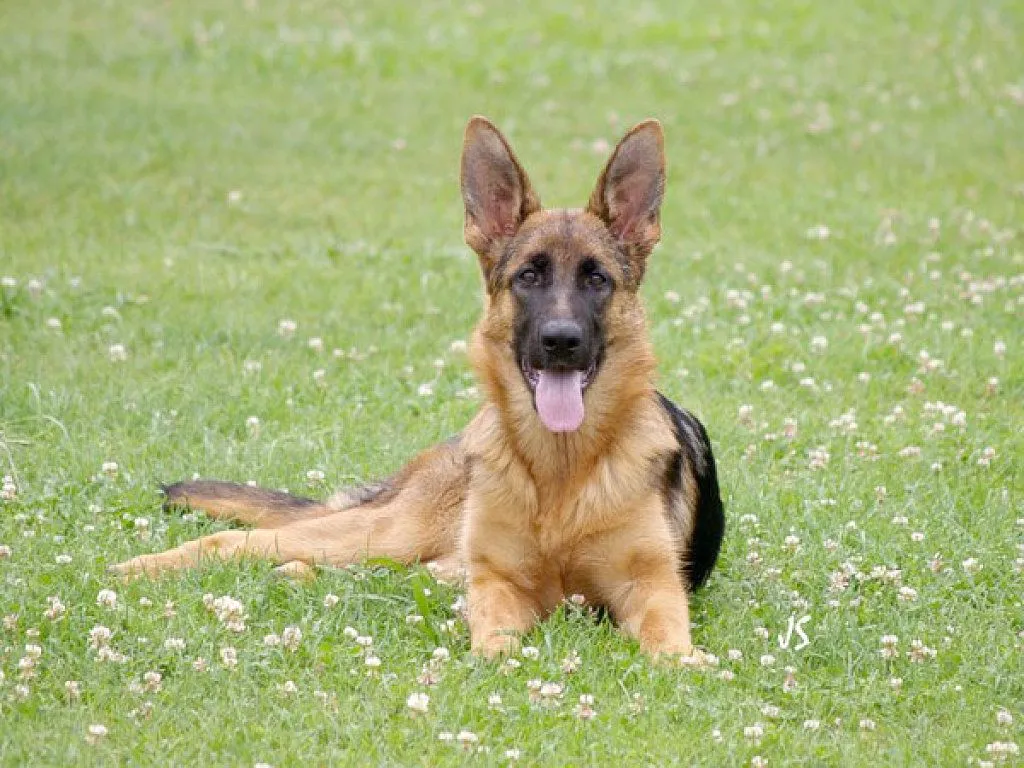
left=113, top=439, right=468, bottom=578
left=112, top=495, right=448, bottom=578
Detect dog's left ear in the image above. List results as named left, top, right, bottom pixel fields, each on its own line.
left=587, top=119, right=665, bottom=284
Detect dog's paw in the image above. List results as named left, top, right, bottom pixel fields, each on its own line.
left=108, top=551, right=190, bottom=580
left=647, top=645, right=719, bottom=669
left=676, top=648, right=719, bottom=669
left=471, top=630, right=521, bottom=661
left=271, top=560, right=317, bottom=582
left=425, top=558, right=467, bottom=587
left=107, top=556, right=154, bottom=581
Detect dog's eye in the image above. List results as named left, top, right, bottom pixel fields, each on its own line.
left=517, top=268, right=539, bottom=287
left=585, top=272, right=608, bottom=290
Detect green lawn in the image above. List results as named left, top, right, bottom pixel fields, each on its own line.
left=1, top=0, right=1021, bottom=764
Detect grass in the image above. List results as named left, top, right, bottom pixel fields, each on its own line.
left=1, top=0, right=1021, bottom=764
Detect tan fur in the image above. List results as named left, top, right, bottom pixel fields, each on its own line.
left=112, top=117, right=709, bottom=660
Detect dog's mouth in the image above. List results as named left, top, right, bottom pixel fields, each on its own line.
left=520, top=358, right=598, bottom=433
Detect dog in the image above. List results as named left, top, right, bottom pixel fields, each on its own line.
left=113, top=116, right=725, bottom=659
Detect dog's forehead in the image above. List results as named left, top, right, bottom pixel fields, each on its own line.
left=509, top=209, right=621, bottom=270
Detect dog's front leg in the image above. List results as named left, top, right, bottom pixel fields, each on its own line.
left=466, top=565, right=539, bottom=658
left=584, top=498, right=696, bottom=658
left=462, top=501, right=539, bottom=656
left=614, top=576, right=694, bottom=658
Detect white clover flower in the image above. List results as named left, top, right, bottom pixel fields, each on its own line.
left=962, top=557, right=982, bottom=574
left=282, top=626, right=302, bottom=651
left=44, top=596, right=66, bottom=620
left=209, top=595, right=247, bottom=631
left=575, top=693, right=597, bottom=720
left=456, top=730, right=479, bottom=748
left=0, top=474, right=16, bottom=501
left=539, top=682, right=563, bottom=699
left=406, top=691, right=429, bottom=714
left=744, top=723, right=765, bottom=742
left=220, top=646, right=238, bottom=669
left=985, top=742, right=1019, bottom=759
left=806, top=224, right=831, bottom=240
left=808, top=447, right=830, bottom=470
left=143, top=671, right=162, bottom=693
left=89, top=625, right=113, bottom=649
left=907, top=639, right=937, bottom=662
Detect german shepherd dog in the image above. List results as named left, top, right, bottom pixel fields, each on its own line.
left=114, top=117, right=725, bottom=659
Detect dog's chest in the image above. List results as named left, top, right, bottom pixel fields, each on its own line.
left=520, top=479, right=623, bottom=584
left=519, top=515, right=594, bottom=611
left=529, top=485, right=604, bottom=552
left=530, top=446, right=658, bottom=535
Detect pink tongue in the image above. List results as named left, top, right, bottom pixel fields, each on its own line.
left=535, top=370, right=586, bottom=432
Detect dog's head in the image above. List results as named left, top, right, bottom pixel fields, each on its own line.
left=462, top=117, right=665, bottom=435
left=462, top=117, right=666, bottom=435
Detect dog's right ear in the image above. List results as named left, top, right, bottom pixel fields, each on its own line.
left=461, top=116, right=541, bottom=275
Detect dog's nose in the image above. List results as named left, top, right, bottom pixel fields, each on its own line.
left=540, top=319, right=583, bottom=359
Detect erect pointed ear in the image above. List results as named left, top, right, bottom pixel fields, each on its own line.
left=586, top=119, right=665, bottom=284
left=461, top=116, right=541, bottom=274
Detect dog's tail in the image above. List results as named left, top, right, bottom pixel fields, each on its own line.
left=162, top=480, right=333, bottom=528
